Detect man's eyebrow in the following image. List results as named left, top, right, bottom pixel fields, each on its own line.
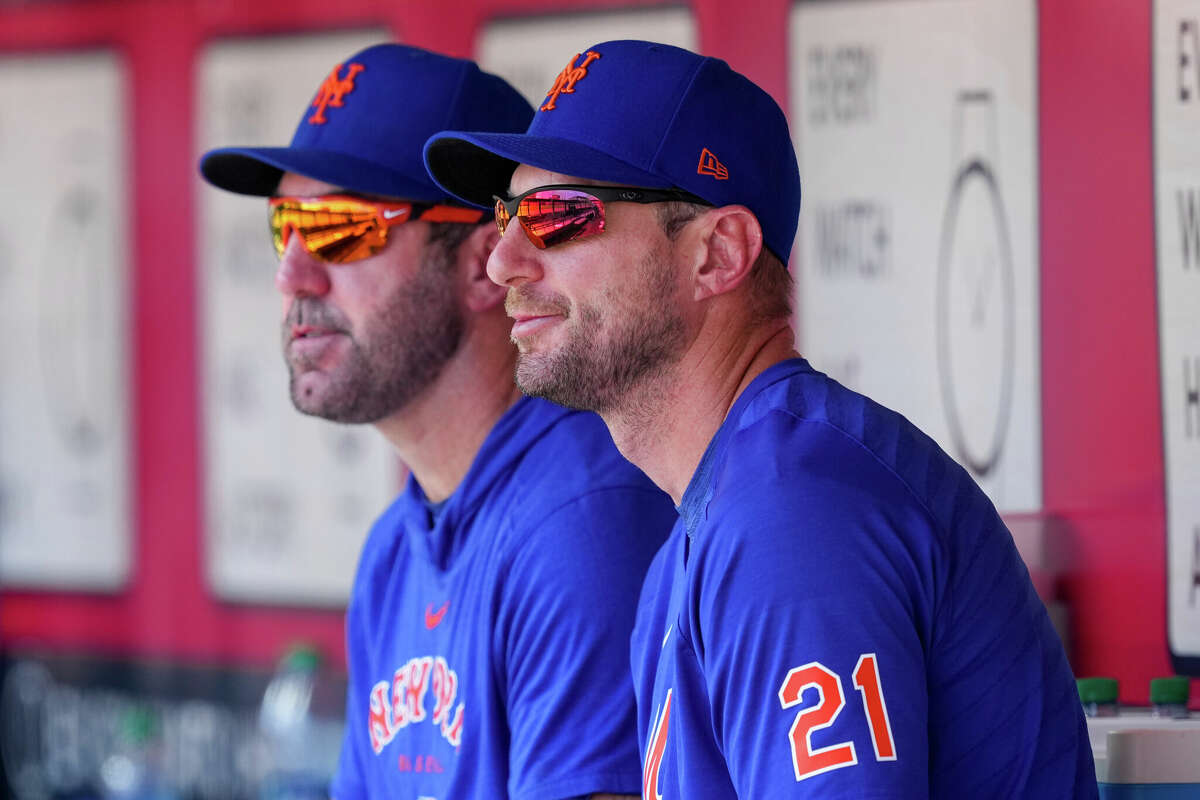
left=503, top=184, right=537, bottom=199
left=505, top=177, right=606, bottom=197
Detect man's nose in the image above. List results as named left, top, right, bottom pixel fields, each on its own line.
left=274, top=228, right=331, bottom=298
left=487, top=220, right=544, bottom=289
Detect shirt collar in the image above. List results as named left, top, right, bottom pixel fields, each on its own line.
left=677, top=358, right=812, bottom=539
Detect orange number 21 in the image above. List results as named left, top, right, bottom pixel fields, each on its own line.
left=777, top=653, right=896, bottom=782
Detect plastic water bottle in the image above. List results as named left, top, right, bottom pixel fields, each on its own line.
left=99, top=706, right=176, bottom=800
left=1150, top=676, right=1190, bottom=719
left=258, top=644, right=345, bottom=800
left=1078, top=677, right=1120, bottom=718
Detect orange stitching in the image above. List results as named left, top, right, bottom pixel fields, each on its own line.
left=308, top=62, right=366, bottom=125
left=540, top=51, right=601, bottom=112
left=697, top=147, right=730, bottom=180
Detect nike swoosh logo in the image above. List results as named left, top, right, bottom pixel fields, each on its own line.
left=382, top=208, right=408, bottom=219
left=425, top=601, right=449, bottom=629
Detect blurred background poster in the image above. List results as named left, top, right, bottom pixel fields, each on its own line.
left=791, top=0, right=1040, bottom=513
left=0, top=50, right=131, bottom=592
left=1155, top=0, right=1200, bottom=673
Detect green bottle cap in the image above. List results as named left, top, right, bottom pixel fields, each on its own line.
left=281, top=643, right=322, bottom=673
left=1077, top=677, right=1119, bottom=704
left=120, top=705, right=158, bottom=745
left=1150, top=676, right=1190, bottom=706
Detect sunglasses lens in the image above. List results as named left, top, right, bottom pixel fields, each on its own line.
left=494, top=198, right=512, bottom=237
left=514, top=190, right=605, bottom=249
left=271, top=218, right=289, bottom=257
left=269, top=198, right=395, bottom=263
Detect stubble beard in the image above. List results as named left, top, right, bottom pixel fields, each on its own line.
left=512, top=248, right=686, bottom=415
left=284, top=248, right=464, bottom=424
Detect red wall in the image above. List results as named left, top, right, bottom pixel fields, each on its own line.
left=0, top=0, right=1184, bottom=704
left=1039, top=0, right=1179, bottom=703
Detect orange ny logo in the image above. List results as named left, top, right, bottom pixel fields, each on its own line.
left=308, top=62, right=365, bottom=125
left=540, top=51, right=601, bottom=111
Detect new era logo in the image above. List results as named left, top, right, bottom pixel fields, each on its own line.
left=697, top=148, right=729, bottom=180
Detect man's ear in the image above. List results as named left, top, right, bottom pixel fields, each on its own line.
left=687, top=206, right=764, bottom=301
left=456, top=222, right=507, bottom=312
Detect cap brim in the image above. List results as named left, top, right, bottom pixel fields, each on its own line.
left=424, top=131, right=673, bottom=208
left=200, top=146, right=446, bottom=203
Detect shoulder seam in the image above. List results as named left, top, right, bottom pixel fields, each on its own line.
left=749, top=409, right=953, bottom=547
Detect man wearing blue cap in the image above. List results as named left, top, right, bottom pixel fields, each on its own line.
left=426, top=40, right=1098, bottom=799
left=199, top=43, right=675, bottom=800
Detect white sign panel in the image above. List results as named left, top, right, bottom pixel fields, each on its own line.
left=0, top=52, right=131, bottom=590
left=478, top=7, right=696, bottom=107
left=1155, top=0, right=1200, bottom=666
left=196, top=31, right=400, bottom=606
left=790, top=0, right=1040, bottom=512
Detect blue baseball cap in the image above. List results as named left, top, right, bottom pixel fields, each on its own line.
left=199, top=43, right=533, bottom=203
left=423, top=40, right=801, bottom=263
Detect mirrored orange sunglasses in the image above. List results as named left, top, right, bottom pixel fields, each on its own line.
left=269, top=194, right=485, bottom=263
left=493, top=185, right=710, bottom=250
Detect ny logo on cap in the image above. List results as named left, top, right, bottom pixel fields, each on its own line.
left=308, top=62, right=365, bottom=125
left=697, top=148, right=729, bottom=180
left=540, top=51, right=601, bottom=112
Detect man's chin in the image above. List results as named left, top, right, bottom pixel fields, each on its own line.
left=515, top=356, right=595, bottom=412
left=289, top=371, right=340, bottom=418
left=513, top=353, right=553, bottom=395
left=291, top=392, right=334, bottom=419
left=291, top=395, right=370, bottom=424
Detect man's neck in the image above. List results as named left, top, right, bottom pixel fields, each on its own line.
left=374, top=343, right=521, bottom=504
left=602, top=320, right=797, bottom=505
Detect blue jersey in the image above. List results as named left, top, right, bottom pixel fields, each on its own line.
left=332, top=397, right=676, bottom=800
left=632, top=359, right=1096, bottom=799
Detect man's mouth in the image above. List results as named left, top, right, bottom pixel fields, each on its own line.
left=290, top=324, right=339, bottom=341
left=505, top=290, right=570, bottom=341
left=509, top=313, right=563, bottom=340
left=286, top=325, right=348, bottom=366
